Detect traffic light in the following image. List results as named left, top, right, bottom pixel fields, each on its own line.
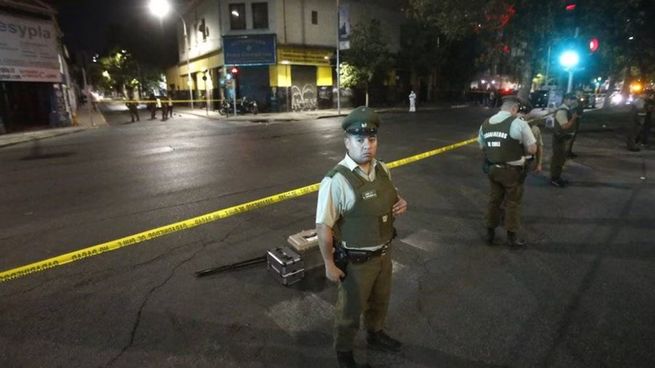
left=588, top=38, right=599, bottom=53
left=563, top=0, right=578, bottom=35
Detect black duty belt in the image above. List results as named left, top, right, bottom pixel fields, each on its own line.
left=340, top=243, right=390, bottom=263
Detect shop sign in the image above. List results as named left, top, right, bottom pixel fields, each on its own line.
left=223, top=34, right=276, bottom=65
left=0, top=14, right=61, bottom=82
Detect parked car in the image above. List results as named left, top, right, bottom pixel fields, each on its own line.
left=530, top=90, right=549, bottom=108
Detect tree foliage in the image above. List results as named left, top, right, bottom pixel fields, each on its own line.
left=87, top=48, right=163, bottom=96
left=407, top=0, right=655, bottom=95
left=341, top=19, right=394, bottom=100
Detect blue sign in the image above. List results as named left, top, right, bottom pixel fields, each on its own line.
left=223, top=34, right=276, bottom=65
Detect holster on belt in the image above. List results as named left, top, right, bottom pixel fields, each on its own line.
left=333, top=243, right=349, bottom=275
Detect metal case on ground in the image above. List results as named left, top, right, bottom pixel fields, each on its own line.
left=287, top=229, right=323, bottom=270
left=266, top=246, right=305, bottom=286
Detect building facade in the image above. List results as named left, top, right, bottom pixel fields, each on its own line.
left=0, top=0, right=74, bottom=133
left=165, top=0, right=402, bottom=112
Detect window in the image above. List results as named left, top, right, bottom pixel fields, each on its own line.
left=252, top=2, right=268, bottom=29
left=311, top=10, right=318, bottom=25
left=229, top=3, right=246, bottom=30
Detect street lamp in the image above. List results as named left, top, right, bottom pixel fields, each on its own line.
left=559, top=50, right=579, bottom=93
left=149, top=0, right=194, bottom=109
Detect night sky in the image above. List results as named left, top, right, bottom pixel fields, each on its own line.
left=53, top=0, right=180, bottom=67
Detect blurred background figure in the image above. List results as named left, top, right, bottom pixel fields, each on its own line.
left=409, top=90, right=416, bottom=112
left=125, top=90, right=139, bottom=122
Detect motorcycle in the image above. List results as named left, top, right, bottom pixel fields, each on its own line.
left=218, top=97, right=258, bottom=116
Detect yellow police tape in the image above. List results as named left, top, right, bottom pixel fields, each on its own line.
left=106, top=99, right=227, bottom=104
left=0, top=137, right=478, bottom=283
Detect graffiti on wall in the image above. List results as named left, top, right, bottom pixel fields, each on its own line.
left=290, top=84, right=317, bottom=111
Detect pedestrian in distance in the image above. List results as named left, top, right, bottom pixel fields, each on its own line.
left=167, top=95, right=174, bottom=118
left=125, top=91, right=140, bottom=122
left=157, top=96, right=168, bottom=121
left=550, top=93, right=579, bottom=187
left=479, top=96, right=537, bottom=247
left=316, top=106, right=408, bottom=368
left=148, top=93, right=157, bottom=120
left=408, top=90, right=416, bottom=112
left=634, top=90, right=654, bottom=148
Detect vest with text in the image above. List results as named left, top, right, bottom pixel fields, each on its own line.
left=481, top=116, right=524, bottom=164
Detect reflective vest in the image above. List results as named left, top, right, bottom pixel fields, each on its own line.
left=327, top=163, right=397, bottom=248
left=481, top=115, right=524, bottom=164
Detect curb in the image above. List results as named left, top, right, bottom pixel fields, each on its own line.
left=0, top=128, right=88, bottom=149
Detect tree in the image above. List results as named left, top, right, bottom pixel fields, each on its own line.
left=408, top=0, right=560, bottom=100
left=408, top=0, right=655, bottom=99
left=341, top=19, right=394, bottom=106
left=87, top=48, right=163, bottom=97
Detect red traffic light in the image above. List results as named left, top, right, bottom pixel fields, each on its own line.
left=565, top=4, right=576, bottom=11
left=230, top=67, right=239, bottom=74
left=589, top=38, right=599, bottom=52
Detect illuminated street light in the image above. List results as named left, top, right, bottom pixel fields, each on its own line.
left=148, top=0, right=171, bottom=18
left=559, top=50, right=580, bottom=93
left=148, top=0, right=194, bottom=109
left=559, top=50, right=579, bottom=69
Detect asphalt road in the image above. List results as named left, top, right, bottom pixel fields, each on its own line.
left=1, top=106, right=653, bottom=368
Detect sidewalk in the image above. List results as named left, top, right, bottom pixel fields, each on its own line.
left=175, top=102, right=469, bottom=123
left=0, top=104, right=107, bottom=149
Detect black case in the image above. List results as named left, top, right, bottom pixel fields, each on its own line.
left=266, top=246, right=305, bottom=286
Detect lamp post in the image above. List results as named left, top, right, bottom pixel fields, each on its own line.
left=559, top=50, right=579, bottom=93
left=336, top=0, right=341, bottom=115
left=149, top=0, right=194, bottom=109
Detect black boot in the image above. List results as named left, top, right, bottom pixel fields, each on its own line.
left=507, top=232, right=526, bottom=247
left=367, top=330, right=402, bottom=352
left=336, top=351, right=371, bottom=368
left=486, top=227, right=495, bottom=245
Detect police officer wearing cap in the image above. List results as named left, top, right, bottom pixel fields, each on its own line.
left=479, top=96, right=537, bottom=247
left=316, top=106, right=408, bottom=368
left=550, top=93, right=579, bottom=187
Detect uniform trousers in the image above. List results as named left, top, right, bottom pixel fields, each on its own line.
left=486, top=165, right=525, bottom=233
left=334, top=250, right=392, bottom=352
left=550, top=134, right=570, bottom=179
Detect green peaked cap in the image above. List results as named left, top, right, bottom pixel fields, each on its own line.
left=341, top=106, right=380, bottom=135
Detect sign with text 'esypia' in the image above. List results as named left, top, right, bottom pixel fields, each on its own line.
left=0, top=13, right=61, bottom=82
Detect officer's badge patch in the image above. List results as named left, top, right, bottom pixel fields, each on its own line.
left=362, top=190, right=377, bottom=200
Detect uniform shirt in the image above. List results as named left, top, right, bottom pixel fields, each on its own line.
left=477, top=111, right=536, bottom=166
left=316, top=154, right=393, bottom=251
left=555, top=103, right=573, bottom=127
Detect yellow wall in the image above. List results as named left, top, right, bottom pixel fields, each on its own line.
left=167, top=52, right=223, bottom=90
left=317, top=66, right=333, bottom=86
left=269, top=65, right=292, bottom=87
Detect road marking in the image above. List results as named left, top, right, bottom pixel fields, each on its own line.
left=0, top=137, right=477, bottom=283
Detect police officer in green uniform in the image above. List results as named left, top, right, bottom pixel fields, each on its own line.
left=479, top=96, right=537, bottom=246
left=550, top=93, right=579, bottom=187
left=316, top=106, right=408, bottom=368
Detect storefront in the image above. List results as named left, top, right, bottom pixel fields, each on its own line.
left=0, top=10, right=72, bottom=133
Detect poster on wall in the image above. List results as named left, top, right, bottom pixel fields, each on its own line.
left=0, top=13, right=61, bottom=83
